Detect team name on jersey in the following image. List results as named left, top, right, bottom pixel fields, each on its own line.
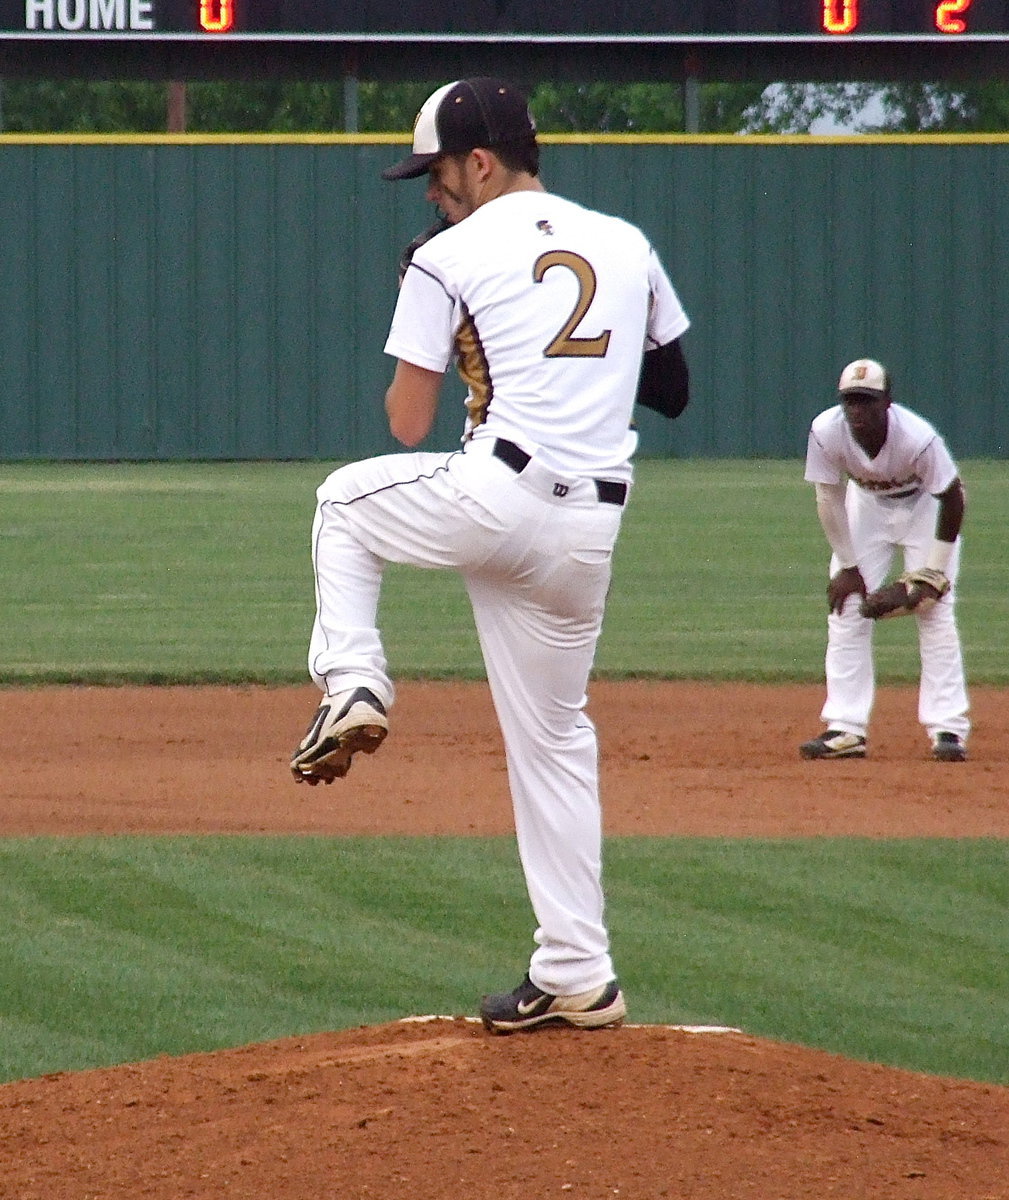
left=853, top=473, right=921, bottom=493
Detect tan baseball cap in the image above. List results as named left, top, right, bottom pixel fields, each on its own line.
left=838, top=358, right=890, bottom=395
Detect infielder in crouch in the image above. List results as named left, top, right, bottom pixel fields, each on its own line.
left=289, top=78, right=691, bottom=1031
left=800, top=358, right=969, bottom=763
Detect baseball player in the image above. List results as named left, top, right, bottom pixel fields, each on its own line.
left=800, top=358, right=969, bottom=762
left=289, top=78, right=691, bottom=1031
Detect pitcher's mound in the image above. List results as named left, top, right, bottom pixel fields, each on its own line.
left=4, top=1017, right=1008, bottom=1199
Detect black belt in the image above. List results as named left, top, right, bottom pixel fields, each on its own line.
left=492, top=438, right=628, bottom=507
left=883, top=488, right=920, bottom=500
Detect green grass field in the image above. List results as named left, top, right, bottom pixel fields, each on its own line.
left=1, top=459, right=1006, bottom=1086
left=1, top=458, right=1006, bottom=683
left=2, top=837, right=1007, bottom=1086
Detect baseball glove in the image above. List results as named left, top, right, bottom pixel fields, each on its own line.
left=397, top=215, right=452, bottom=284
left=859, top=567, right=950, bottom=620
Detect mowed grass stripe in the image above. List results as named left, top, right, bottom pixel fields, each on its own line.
left=0, top=836, right=1006, bottom=1086
left=1, top=459, right=1006, bottom=683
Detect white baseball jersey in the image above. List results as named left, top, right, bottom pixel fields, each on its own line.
left=805, top=403, right=958, bottom=498
left=385, top=190, right=689, bottom=480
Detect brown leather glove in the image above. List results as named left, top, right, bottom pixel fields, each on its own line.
left=860, top=568, right=950, bottom=620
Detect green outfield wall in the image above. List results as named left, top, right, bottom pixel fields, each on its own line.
left=1, top=133, right=1007, bottom=461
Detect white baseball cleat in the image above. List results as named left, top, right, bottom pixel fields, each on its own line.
left=290, top=687, right=388, bottom=784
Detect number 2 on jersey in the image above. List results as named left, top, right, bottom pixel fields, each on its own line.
left=533, top=251, right=612, bottom=358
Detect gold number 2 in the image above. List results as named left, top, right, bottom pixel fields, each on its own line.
left=533, top=250, right=612, bottom=358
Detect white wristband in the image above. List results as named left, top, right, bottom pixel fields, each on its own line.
left=925, top=539, right=955, bottom=573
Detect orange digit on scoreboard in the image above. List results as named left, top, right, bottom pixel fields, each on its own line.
left=822, top=1, right=973, bottom=35
left=935, top=0, right=972, bottom=33
left=822, top=1, right=858, bottom=34
left=200, top=0, right=234, bottom=33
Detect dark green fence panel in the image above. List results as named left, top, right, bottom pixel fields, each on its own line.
left=1, top=136, right=1007, bottom=461
left=543, top=138, right=1009, bottom=459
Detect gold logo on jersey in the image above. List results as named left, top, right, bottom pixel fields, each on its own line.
left=455, top=307, right=493, bottom=429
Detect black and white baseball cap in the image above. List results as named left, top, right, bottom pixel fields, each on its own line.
left=381, top=78, right=536, bottom=181
left=838, top=358, right=890, bottom=396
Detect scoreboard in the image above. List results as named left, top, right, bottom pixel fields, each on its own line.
left=2, top=1, right=1009, bottom=39
left=1, top=2, right=1007, bottom=83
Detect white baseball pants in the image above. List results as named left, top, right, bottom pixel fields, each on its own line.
left=307, top=437, right=625, bottom=996
left=821, top=483, right=970, bottom=741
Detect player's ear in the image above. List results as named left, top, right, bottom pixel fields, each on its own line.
left=470, top=147, right=496, bottom=180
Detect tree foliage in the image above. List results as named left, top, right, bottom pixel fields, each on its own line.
left=867, top=83, right=1009, bottom=132
left=522, top=82, right=767, bottom=133
left=1, top=78, right=1008, bottom=134
left=741, top=81, right=1009, bottom=133
left=0, top=79, right=167, bottom=132
left=0, top=78, right=764, bottom=134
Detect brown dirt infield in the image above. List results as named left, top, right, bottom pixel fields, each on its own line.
left=2, top=681, right=1007, bottom=1199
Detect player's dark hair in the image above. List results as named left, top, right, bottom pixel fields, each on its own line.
left=445, top=136, right=540, bottom=179
left=492, top=135, right=540, bottom=176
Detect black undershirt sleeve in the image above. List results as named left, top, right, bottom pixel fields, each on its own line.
left=635, top=338, right=689, bottom=420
